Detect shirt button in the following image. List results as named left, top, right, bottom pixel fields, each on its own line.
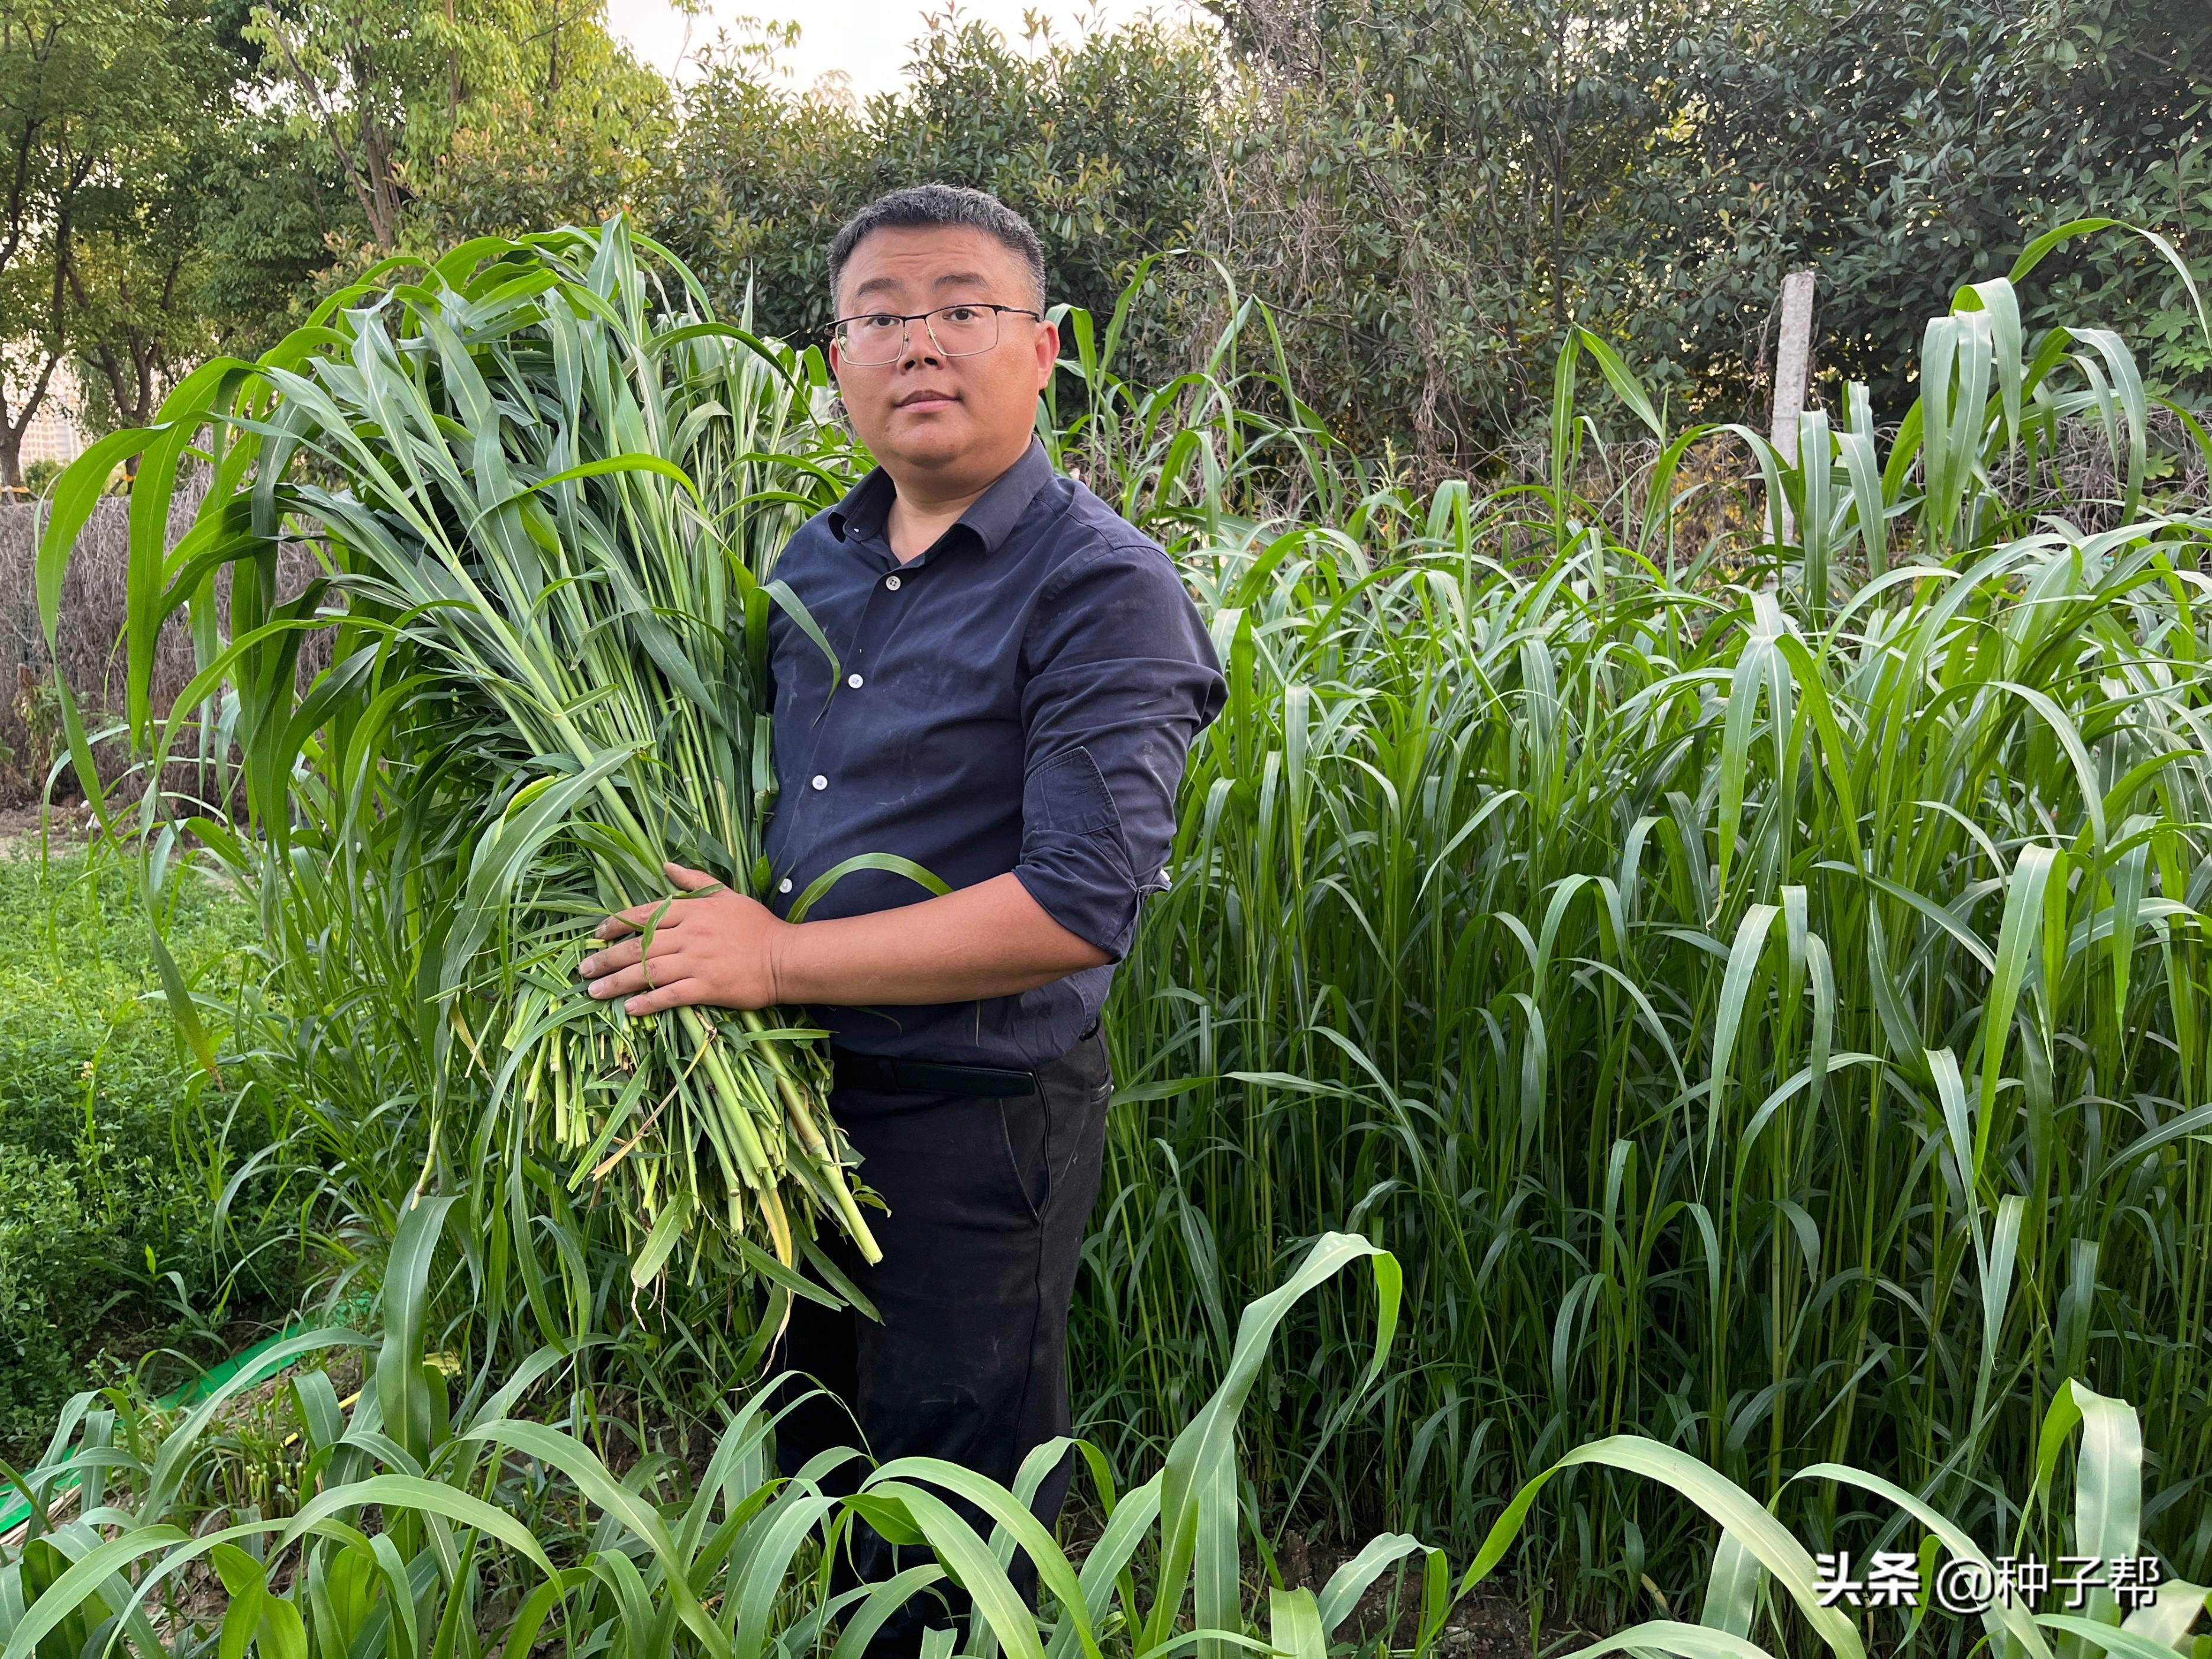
left=884, top=574, right=902, bottom=591
left=777, top=877, right=793, bottom=894
left=847, top=673, right=864, bottom=689
left=810, top=774, right=828, bottom=791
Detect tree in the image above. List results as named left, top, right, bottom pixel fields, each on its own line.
left=190, top=108, right=353, bottom=358
left=244, top=0, right=671, bottom=255
left=17, top=0, right=2197, bottom=473
left=653, top=20, right=871, bottom=339
left=657, top=14, right=1221, bottom=380
left=1196, top=0, right=1688, bottom=464
left=1635, top=0, right=2211, bottom=415
left=0, top=0, right=191, bottom=485
left=57, top=1, right=240, bottom=437
left=63, top=212, right=213, bottom=437
left=406, top=33, right=673, bottom=247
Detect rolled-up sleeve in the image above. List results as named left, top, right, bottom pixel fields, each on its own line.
left=1013, top=538, right=1226, bottom=958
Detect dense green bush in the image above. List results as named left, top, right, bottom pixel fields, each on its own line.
left=0, top=1144, right=92, bottom=1432
left=73, top=0, right=2203, bottom=472
left=654, top=15, right=1223, bottom=395
left=1623, top=0, right=2212, bottom=411
left=0, top=849, right=293, bottom=1451
left=645, top=0, right=2208, bottom=463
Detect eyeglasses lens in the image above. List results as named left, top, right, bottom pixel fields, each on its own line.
left=838, top=306, right=1001, bottom=364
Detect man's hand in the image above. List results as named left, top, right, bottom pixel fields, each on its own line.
left=579, top=864, right=1112, bottom=1015
left=577, top=862, right=787, bottom=1015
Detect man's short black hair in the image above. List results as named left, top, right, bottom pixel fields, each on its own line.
left=829, top=185, right=1048, bottom=314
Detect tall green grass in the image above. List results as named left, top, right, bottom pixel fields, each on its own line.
left=9, top=1196, right=2200, bottom=1659
left=1060, top=229, right=2212, bottom=1610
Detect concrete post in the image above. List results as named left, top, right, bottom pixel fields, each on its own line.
left=1769, top=269, right=1817, bottom=540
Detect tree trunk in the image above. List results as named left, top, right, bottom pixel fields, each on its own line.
left=0, top=348, right=57, bottom=492
left=444, top=0, right=462, bottom=121
left=89, top=338, right=156, bottom=432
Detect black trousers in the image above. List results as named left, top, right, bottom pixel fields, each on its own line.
left=772, top=1027, right=1113, bottom=1657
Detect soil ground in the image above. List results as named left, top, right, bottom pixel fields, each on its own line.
left=0, top=798, right=97, bottom=851
left=1272, top=1526, right=1543, bottom=1659
left=1055, top=1498, right=1564, bottom=1659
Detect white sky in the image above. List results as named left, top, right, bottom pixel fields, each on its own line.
left=603, top=0, right=1196, bottom=102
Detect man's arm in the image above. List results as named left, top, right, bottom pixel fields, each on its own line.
left=576, top=863, right=1110, bottom=1015
left=581, top=532, right=1223, bottom=1019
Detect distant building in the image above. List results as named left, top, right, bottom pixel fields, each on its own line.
left=14, top=362, right=89, bottom=467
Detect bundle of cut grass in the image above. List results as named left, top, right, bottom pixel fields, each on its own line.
left=38, top=220, right=897, bottom=1293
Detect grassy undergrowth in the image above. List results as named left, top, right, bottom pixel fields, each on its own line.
left=7, top=1203, right=2200, bottom=1659
left=0, top=841, right=296, bottom=1453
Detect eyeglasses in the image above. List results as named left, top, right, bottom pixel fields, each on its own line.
left=827, top=303, right=1043, bottom=366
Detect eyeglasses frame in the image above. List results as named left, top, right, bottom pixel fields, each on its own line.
left=825, top=302, right=1047, bottom=364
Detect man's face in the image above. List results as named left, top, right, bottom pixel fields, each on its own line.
left=829, top=225, right=1058, bottom=484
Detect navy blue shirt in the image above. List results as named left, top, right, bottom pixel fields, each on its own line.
left=763, top=437, right=1226, bottom=1067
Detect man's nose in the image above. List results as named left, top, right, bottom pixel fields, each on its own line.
left=900, top=325, right=943, bottom=367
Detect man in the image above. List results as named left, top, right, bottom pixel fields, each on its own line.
left=574, top=183, right=1225, bottom=1647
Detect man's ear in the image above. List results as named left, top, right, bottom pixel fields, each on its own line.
left=1033, top=318, right=1060, bottom=389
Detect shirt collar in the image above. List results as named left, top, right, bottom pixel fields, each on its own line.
left=827, top=437, right=1055, bottom=555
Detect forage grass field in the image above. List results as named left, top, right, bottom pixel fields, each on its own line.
left=2, top=218, right=2208, bottom=1658
left=1059, top=230, right=2212, bottom=1613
